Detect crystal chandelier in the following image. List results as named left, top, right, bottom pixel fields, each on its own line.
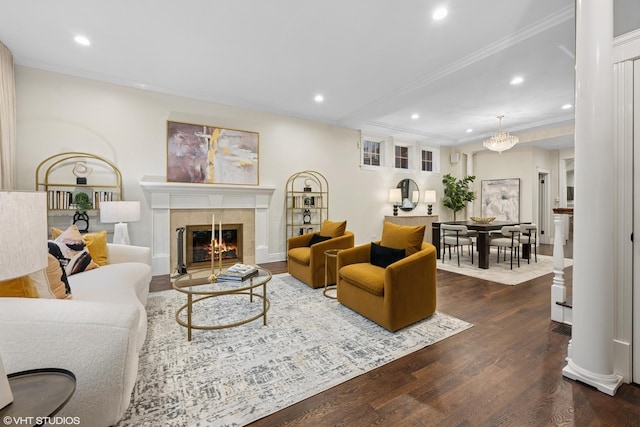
left=483, top=115, right=519, bottom=153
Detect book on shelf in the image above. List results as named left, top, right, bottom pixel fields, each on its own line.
left=217, top=264, right=259, bottom=281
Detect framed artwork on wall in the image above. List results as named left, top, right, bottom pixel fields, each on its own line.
left=166, top=121, right=259, bottom=185
left=481, top=178, right=520, bottom=221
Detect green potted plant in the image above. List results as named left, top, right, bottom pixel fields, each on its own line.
left=442, top=173, right=476, bottom=221
left=73, top=192, right=93, bottom=232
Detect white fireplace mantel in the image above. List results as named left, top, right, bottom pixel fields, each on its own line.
left=140, top=176, right=276, bottom=275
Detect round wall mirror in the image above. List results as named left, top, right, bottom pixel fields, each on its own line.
left=397, top=179, right=419, bottom=212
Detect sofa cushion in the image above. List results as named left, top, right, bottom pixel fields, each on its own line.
left=49, top=225, right=99, bottom=276
left=320, top=220, right=346, bottom=238
left=370, top=242, right=405, bottom=268
left=288, top=247, right=311, bottom=266
left=339, top=263, right=385, bottom=296
left=29, top=254, right=72, bottom=299
left=380, top=221, right=425, bottom=256
left=308, top=233, right=332, bottom=246
left=52, top=227, right=108, bottom=266
left=0, top=276, right=39, bottom=298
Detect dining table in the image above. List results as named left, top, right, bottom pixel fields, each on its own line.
left=432, top=220, right=530, bottom=269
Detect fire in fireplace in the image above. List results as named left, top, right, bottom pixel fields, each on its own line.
left=185, top=224, right=243, bottom=269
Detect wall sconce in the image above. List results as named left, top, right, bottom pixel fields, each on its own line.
left=100, top=201, right=141, bottom=245
left=424, top=190, right=437, bottom=215
left=0, top=191, right=49, bottom=409
left=388, top=188, right=402, bottom=216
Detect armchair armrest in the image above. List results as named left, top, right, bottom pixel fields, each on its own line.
left=107, top=243, right=151, bottom=266
left=384, top=243, right=437, bottom=305
left=309, top=232, right=355, bottom=260
left=337, top=242, right=372, bottom=271
left=287, top=234, right=313, bottom=250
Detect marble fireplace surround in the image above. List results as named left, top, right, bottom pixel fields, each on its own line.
left=140, top=177, right=275, bottom=275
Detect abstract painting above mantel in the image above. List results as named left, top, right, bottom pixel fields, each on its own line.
left=481, top=178, right=520, bottom=221
left=166, top=120, right=259, bottom=185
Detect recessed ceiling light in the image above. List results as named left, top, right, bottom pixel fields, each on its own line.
left=562, top=104, right=573, bottom=110
left=432, top=7, right=448, bottom=20
left=466, top=128, right=473, bottom=133
left=74, top=35, right=91, bottom=46
left=510, top=76, right=524, bottom=85
left=411, top=113, right=420, bottom=120
left=314, top=94, right=324, bottom=103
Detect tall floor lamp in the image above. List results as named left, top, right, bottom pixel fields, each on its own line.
left=0, top=191, right=48, bottom=409
left=99, top=201, right=141, bottom=245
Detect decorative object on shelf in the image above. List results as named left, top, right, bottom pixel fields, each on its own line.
left=99, top=201, right=141, bottom=245
left=483, top=115, right=519, bottom=153
left=388, top=188, right=402, bottom=216
left=285, top=171, right=328, bottom=243
left=0, top=191, right=49, bottom=409
left=166, top=121, right=259, bottom=185
left=470, top=216, right=496, bottom=224
left=73, top=192, right=92, bottom=233
left=481, top=178, right=520, bottom=221
left=424, top=190, right=437, bottom=215
left=442, top=173, right=476, bottom=221
left=72, top=161, right=93, bottom=185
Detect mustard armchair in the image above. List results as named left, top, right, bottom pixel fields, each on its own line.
left=287, top=220, right=354, bottom=288
left=336, top=222, right=436, bottom=331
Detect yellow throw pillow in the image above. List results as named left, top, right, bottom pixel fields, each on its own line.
left=52, top=226, right=107, bottom=266
left=0, top=276, right=39, bottom=298
left=319, top=220, right=346, bottom=238
left=380, top=221, right=425, bottom=256
left=29, top=254, right=72, bottom=299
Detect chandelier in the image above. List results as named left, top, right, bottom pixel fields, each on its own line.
left=483, top=115, right=519, bottom=153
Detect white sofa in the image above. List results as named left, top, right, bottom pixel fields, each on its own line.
left=0, top=243, right=152, bottom=427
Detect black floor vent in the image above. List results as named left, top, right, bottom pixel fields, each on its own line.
left=552, top=323, right=572, bottom=336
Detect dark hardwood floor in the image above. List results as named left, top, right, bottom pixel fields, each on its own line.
left=150, top=243, right=640, bottom=426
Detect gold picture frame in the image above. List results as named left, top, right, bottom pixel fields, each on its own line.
left=166, top=120, right=259, bottom=185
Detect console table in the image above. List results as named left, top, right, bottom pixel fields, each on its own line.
left=384, top=215, right=438, bottom=243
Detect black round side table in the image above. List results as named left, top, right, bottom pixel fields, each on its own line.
left=0, top=368, right=76, bottom=427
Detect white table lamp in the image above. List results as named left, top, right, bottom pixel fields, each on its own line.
left=0, top=191, right=49, bottom=409
left=99, top=201, right=141, bottom=245
left=388, top=188, right=402, bottom=216
left=424, top=190, right=437, bottom=215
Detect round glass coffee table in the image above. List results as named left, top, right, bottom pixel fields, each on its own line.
left=172, top=267, right=272, bottom=341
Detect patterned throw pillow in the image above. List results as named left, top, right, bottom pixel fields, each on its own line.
left=29, top=254, right=72, bottom=299
left=48, top=225, right=99, bottom=276
left=52, top=227, right=108, bottom=266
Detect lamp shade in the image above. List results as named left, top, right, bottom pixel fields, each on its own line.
left=388, top=188, right=402, bottom=204
left=424, top=190, right=437, bottom=204
left=0, top=191, right=48, bottom=281
left=99, top=201, right=141, bottom=223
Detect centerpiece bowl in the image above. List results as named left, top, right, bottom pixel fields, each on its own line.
left=470, top=216, right=496, bottom=224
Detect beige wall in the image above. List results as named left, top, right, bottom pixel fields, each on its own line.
left=15, top=66, right=446, bottom=259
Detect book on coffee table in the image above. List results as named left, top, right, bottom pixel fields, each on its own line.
left=217, top=264, right=259, bottom=281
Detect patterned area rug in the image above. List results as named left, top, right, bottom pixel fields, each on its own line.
left=117, top=274, right=472, bottom=426
left=437, top=250, right=573, bottom=285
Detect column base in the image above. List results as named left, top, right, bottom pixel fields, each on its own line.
left=562, top=359, right=623, bottom=396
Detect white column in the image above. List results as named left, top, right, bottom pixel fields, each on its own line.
left=562, top=0, right=622, bottom=395
left=466, top=152, right=474, bottom=216
left=551, top=213, right=566, bottom=323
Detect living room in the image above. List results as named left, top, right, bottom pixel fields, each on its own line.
left=2, top=1, right=640, bottom=426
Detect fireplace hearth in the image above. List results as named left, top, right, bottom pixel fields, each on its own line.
left=185, top=224, right=243, bottom=269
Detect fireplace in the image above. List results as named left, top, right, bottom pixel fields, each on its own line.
left=185, top=224, right=243, bottom=269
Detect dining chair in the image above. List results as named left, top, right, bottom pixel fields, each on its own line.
left=518, top=223, right=538, bottom=263
left=489, top=225, right=521, bottom=269
left=441, top=224, right=474, bottom=266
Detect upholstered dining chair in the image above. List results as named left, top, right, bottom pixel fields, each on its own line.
left=518, top=223, right=538, bottom=263
left=441, top=224, right=474, bottom=266
left=489, top=225, right=521, bottom=270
